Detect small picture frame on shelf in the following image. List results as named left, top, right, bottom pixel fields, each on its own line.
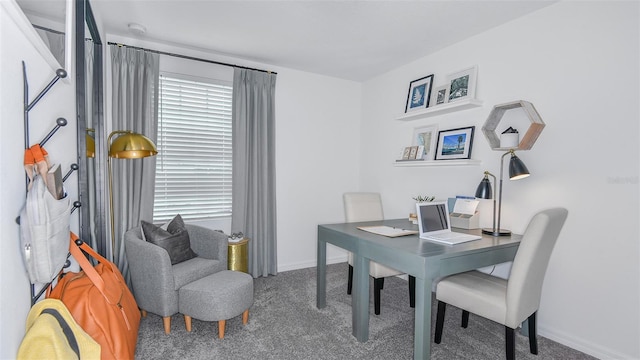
left=409, top=146, right=418, bottom=160
left=435, top=126, right=475, bottom=160
left=431, top=85, right=448, bottom=106
left=401, top=146, right=412, bottom=160
left=405, top=74, right=434, bottom=113
left=447, top=65, right=478, bottom=103
left=412, top=125, right=438, bottom=160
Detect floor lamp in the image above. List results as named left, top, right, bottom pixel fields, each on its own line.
left=475, top=149, right=530, bottom=236
left=107, top=130, right=158, bottom=257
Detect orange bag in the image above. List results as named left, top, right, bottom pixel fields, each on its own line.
left=48, top=233, right=140, bottom=360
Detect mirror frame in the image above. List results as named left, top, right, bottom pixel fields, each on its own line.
left=76, top=0, right=106, bottom=254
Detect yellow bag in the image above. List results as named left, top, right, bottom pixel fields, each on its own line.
left=17, top=298, right=100, bottom=360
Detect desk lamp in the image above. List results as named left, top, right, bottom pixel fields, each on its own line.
left=107, top=130, right=158, bottom=255
left=475, top=149, right=530, bottom=236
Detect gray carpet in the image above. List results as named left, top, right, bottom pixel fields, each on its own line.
left=135, top=263, right=595, bottom=360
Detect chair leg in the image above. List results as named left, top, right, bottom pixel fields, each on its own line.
left=528, top=312, right=538, bottom=355
left=218, top=320, right=226, bottom=339
left=505, top=326, right=515, bottom=360
left=408, top=275, right=415, bottom=308
left=461, top=310, right=470, bottom=328
left=434, top=301, right=446, bottom=344
left=184, top=315, right=192, bottom=332
left=242, top=309, right=249, bottom=325
left=163, top=316, right=171, bottom=334
left=347, top=265, right=353, bottom=295
left=374, top=277, right=383, bottom=315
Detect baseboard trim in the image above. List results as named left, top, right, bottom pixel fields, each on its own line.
left=277, top=255, right=347, bottom=273
left=539, top=324, right=635, bottom=360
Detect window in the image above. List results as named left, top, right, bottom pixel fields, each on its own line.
left=153, top=74, right=233, bottom=222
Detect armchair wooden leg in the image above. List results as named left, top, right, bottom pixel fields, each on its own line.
left=408, top=275, right=415, bottom=308
left=528, top=312, right=538, bottom=355
left=163, top=316, right=171, bottom=334
left=242, top=309, right=249, bottom=325
left=184, top=315, right=192, bottom=332
left=374, top=277, right=383, bottom=315
left=347, top=265, right=353, bottom=295
left=140, top=309, right=147, bottom=318
left=434, top=301, right=446, bottom=344
left=505, top=326, right=515, bottom=360
left=218, top=320, right=226, bottom=339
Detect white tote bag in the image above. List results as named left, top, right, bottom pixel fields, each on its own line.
left=19, top=174, right=71, bottom=283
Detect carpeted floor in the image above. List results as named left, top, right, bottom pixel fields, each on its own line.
left=135, top=262, right=596, bottom=359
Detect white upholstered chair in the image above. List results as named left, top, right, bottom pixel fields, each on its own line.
left=343, top=192, right=415, bottom=315
left=434, top=207, right=568, bottom=360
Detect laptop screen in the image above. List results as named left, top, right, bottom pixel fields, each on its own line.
left=416, top=201, right=451, bottom=236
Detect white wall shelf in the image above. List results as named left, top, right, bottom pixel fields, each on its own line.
left=394, top=159, right=481, bottom=167
left=396, top=98, right=483, bottom=121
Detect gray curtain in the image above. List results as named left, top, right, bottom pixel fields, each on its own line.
left=110, top=45, right=159, bottom=284
left=231, top=69, right=277, bottom=278
left=35, top=28, right=65, bottom=67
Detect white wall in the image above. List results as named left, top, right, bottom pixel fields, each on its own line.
left=275, top=68, right=362, bottom=270
left=0, top=2, right=76, bottom=358
left=360, top=2, right=639, bottom=359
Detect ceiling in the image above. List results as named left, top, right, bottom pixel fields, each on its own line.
left=36, top=0, right=556, bottom=82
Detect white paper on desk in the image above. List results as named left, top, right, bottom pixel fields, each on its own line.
left=452, top=199, right=479, bottom=215
left=357, top=226, right=418, bottom=237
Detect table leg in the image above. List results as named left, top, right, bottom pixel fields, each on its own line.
left=316, top=237, right=327, bottom=309
left=413, top=277, right=432, bottom=359
left=352, top=253, right=370, bottom=342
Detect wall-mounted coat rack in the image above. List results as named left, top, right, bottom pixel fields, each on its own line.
left=20, top=61, right=80, bottom=306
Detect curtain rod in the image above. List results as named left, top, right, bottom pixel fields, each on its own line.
left=107, top=42, right=276, bottom=75
left=33, top=24, right=65, bottom=36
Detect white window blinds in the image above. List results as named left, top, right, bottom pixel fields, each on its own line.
left=153, top=74, right=233, bottom=222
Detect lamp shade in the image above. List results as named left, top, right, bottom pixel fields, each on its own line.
left=475, top=176, right=493, bottom=199
left=109, top=132, right=157, bottom=159
left=509, top=153, right=530, bottom=180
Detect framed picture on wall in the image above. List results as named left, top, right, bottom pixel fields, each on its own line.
left=447, top=65, right=478, bottom=102
left=430, top=85, right=448, bottom=106
left=412, top=125, right=438, bottom=161
left=435, top=126, right=475, bottom=160
left=405, top=74, right=434, bottom=113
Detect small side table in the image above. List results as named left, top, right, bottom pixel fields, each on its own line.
left=228, top=238, right=249, bottom=273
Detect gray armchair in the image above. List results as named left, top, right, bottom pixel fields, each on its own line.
left=124, top=224, right=228, bottom=334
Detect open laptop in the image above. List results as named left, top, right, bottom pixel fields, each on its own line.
left=416, top=201, right=481, bottom=245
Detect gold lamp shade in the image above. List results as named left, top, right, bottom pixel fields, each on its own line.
left=107, top=130, right=158, bottom=260
left=108, top=131, right=158, bottom=159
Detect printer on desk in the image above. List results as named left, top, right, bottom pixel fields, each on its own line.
left=447, top=197, right=480, bottom=230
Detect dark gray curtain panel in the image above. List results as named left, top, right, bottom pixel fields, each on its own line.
left=231, top=68, right=277, bottom=278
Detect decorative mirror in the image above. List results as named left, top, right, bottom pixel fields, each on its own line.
left=76, top=0, right=106, bottom=255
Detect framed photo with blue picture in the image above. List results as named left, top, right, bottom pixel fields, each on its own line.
left=435, top=126, right=475, bottom=160
left=405, top=74, right=434, bottom=113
